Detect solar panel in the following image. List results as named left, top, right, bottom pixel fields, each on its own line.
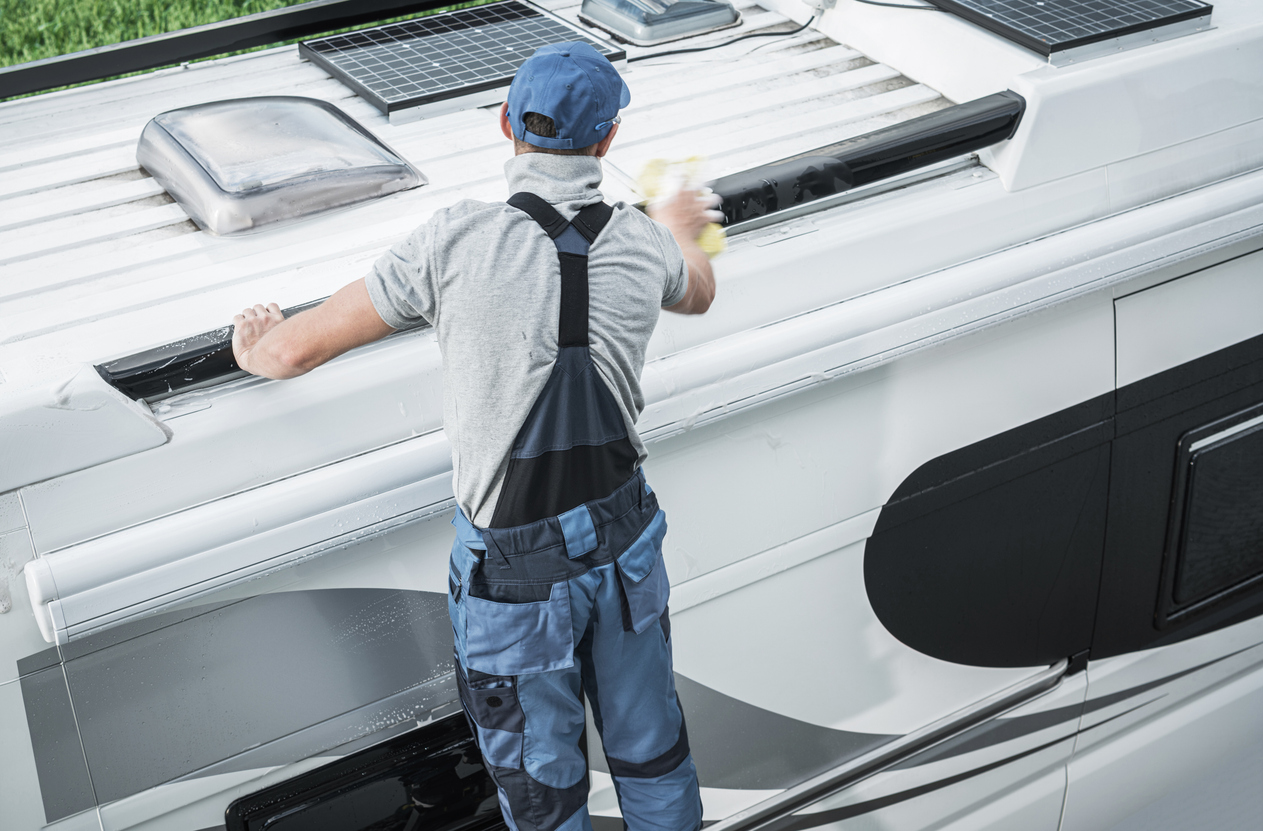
left=299, top=1, right=625, bottom=123
left=928, top=0, right=1212, bottom=62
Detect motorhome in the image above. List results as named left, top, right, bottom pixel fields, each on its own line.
left=1, top=1, right=1260, bottom=829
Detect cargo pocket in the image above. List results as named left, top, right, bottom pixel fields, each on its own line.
left=464, top=579, right=574, bottom=676
left=616, top=510, right=670, bottom=634
left=456, top=664, right=525, bottom=770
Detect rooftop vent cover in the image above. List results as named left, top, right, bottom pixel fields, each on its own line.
left=137, top=96, right=423, bottom=236
left=579, top=0, right=741, bottom=47
left=928, top=0, right=1212, bottom=65
left=299, top=1, right=624, bottom=124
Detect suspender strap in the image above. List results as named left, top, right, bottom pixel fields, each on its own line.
left=557, top=252, right=588, bottom=347
left=507, top=192, right=614, bottom=347
left=573, top=201, right=614, bottom=242
left=507, top=192, right=569, bottom=238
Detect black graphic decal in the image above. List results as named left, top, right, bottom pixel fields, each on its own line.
left=865, top=397, right=1113, bottom=667
left=867, top=332, right=1263, bottom=668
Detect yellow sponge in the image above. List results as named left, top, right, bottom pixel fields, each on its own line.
left=638, top=157, right=726, bottom=258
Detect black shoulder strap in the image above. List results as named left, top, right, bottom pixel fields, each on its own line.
left=507, top=192, right=568, bottom=238
left=507, top=192, right=613, bottom=348
left=572, top=201, right=614, bottom=242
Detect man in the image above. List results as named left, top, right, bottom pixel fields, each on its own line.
left=232, top=42, right=718, bottom=831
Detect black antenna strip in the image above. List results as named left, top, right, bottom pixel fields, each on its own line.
left=710, top=91, right=1025, bottom=225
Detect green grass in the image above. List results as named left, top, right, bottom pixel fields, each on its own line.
left=0, top=0, right=493, bottom=99
left=0, top=0, right=312, bottom=68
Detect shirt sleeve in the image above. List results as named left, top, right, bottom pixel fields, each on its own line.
left=363, top=221, right=439, bottom=330
left=658, top=224, right=689, bottom=308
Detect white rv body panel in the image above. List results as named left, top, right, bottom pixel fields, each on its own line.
left=1063, top=631, right=1263, bottom=831
left=1115, top=250, right=1263, bottom=387
left=3, top=1, right=1263, bottom=829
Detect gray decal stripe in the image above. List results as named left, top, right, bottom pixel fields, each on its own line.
left=1078, top=698, right=1163, bottom=732
left=171, top=674, right=462, bottom=782
left=1082, top=645, right=1256, bottom=715
left=775, top=698, right=1159, bottom=830
left=896, top=645, right=1257, bottom=768
left=23, top=588, right=457, bottom=807
left=19, top=664, right=96, bottom=823
left=774, top=736, right=1073, bottom=830
left=16, top=645, right=60, bottom=677
left=668, top=675, right=896, bottom=791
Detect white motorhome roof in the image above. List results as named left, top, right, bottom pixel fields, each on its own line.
left=2, top=0, right=1262, bottom=387
left=1, top=0, right=1260, bottom=395
left=0, top=0, right=955, bottom=390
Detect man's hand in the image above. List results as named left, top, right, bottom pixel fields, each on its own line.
left=651, top=188, right=721, bottom=243
left=650, top=189, right=722, bottom=315
left=230, top=279, right=397, bottom=380
left=232, top=303, right=286, bottom=376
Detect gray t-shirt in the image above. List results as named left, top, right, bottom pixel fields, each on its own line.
left=365, top=153, right=688, bottom=527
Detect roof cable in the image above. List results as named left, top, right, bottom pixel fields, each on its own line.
left=626, top=0, right=948, bottom=63
left=852, top=0, right=943, bottom=9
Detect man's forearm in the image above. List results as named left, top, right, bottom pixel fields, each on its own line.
left=232, top=279, right=396, bottom=380
left=665, top=236, right=715, bottom=315
left=648, top=189, right=719, bottom=316
left=236, top=315, right=321, bottom=379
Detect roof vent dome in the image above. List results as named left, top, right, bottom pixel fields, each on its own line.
left=580, top=0, right=741, bottom=47
left=136, top=96, right=423, bottom=236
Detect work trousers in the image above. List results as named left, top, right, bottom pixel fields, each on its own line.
left=448, top=475, right=702, bottom=831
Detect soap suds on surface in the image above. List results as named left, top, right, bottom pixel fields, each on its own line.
left=0, top=545, right=24, bottom=614
left=44, top=373, right=106, bottom=412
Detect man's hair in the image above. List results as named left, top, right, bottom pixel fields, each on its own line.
left=515, top=112, right=598, bottom=156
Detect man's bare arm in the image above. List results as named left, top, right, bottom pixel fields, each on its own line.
left=664, top=239, right=715, bottom=316
left=650, top=190, right=721, bottom=316
left=232, top=278, right=396, bottom=380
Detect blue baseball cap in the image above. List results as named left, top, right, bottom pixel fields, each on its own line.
left=506, top=42, right=631, bottom=150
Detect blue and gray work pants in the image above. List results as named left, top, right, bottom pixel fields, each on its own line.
left=449, top=472, right=701, bottom=831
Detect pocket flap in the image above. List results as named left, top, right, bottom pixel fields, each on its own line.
left=615, top=511, right=671, bottom=635
left=616, top=510, right=668, bottom=583
left=463, top=580, right=574, bottom=676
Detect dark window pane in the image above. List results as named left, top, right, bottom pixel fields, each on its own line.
left=1174, top=423, right=1263, bottom=605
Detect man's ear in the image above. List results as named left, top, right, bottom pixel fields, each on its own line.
left=499, top=102, right=514, bottom=141
left=593, top=122, right=618, bottom=158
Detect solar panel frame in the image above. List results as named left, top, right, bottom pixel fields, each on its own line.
left=299, top=1, right=625, bottom=118
left=927, top=0, right=1212, bottom=57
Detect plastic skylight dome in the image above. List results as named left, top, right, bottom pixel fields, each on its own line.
left=137, top=96, right=423, bottom=236
left=580, top=0, right=740, bottom=47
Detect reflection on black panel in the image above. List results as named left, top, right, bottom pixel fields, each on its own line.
left=1172, top=410, right=1263, bottom=609
left=225, top=715, right=502, bottom=831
